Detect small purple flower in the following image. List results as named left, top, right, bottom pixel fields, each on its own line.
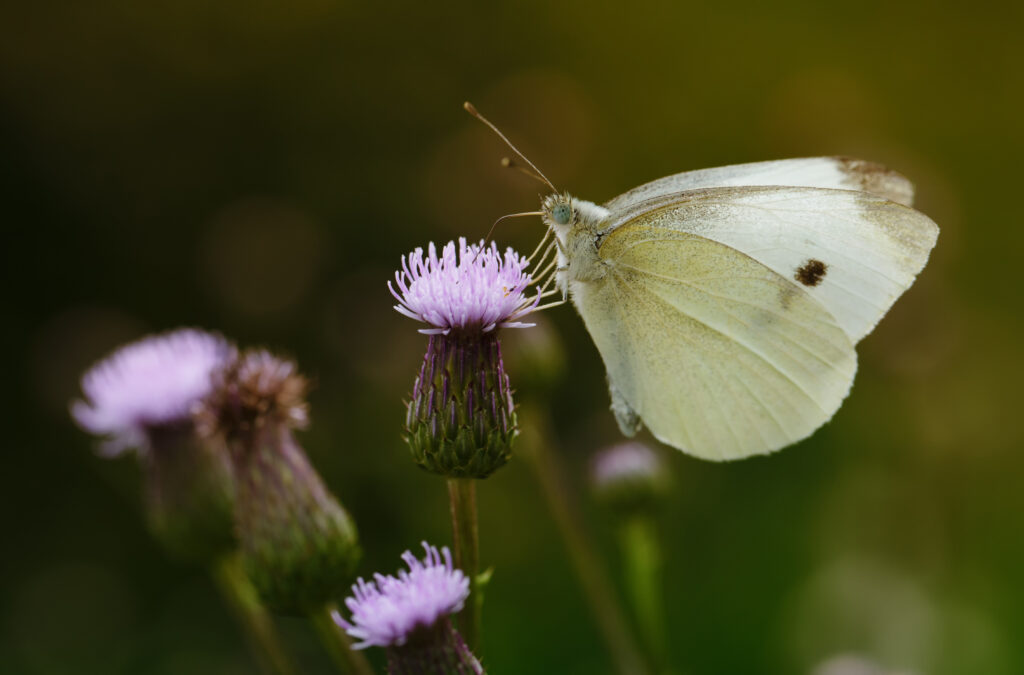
left=389, top=237, right=539, bottom=335
left=71, top=328, right=235, bottom=455
left=592, top=442, right=663, bottom=489
left=591, top=442, right=670, bottom=513
left=335, top=542, right=470, bottom=649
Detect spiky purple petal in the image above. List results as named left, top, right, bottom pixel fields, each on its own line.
left=389, top=238, right=538, bottom=334
left=335, top=542, right=470, bottom=649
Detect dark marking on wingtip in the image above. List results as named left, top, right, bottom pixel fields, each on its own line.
left=836, top=156, right=914, bottom=206
left=795, top=259, right=828, bottom=287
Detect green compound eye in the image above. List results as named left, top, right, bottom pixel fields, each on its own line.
left=552, top=202, right=572, bottom=225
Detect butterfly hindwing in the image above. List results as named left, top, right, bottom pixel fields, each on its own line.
left=571, top=225, right=858, bottom=460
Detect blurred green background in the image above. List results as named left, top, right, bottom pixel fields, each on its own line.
left=3, top=1, right=1022, bottom=673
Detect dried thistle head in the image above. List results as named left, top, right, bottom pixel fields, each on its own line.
left=199, top=349, right=309, bottom=442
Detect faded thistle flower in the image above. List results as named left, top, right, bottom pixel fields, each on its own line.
left=390, top=237, right=538, bottom=478
left=591, top=442, right=670, bottom=515
left=199, top=349, right=359, bottom=614
left=334, top=542, right=484, bottom=675
left=71, top=329, right=237, bottom=561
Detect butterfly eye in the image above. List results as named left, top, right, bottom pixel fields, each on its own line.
left=552, top=202, right=572, bottom=225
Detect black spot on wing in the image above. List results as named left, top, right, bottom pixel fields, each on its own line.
left=795, top=259, right=828, bottom=287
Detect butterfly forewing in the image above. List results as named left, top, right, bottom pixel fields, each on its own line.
left=603, top=157, right=915, bottom=214
left=602, top=186, right=938, bottom=343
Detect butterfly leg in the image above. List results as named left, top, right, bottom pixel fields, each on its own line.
left=608, top=378, right=643, bottom=437
left=556, top=266, right=569, bottom=300
left=551, top=236, right=571, bottom=300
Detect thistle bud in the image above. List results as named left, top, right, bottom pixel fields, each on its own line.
left=389, top=238, right=538, bottom=479
left=200, top=349, right=359, bottom=614
left=334, top=542, right=484, bottom=675
left=71, top=329, right=236, bottom=562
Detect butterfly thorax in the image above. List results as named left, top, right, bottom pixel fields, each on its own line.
left=541, top=194, right=611, bottom=295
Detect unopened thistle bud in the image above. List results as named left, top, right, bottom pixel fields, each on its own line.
left=71, top=329, right=237, bottom=562
left=591, top=442, right=670, bottom=515
left=334, top=542, right=484, bottom=675
left=389, top=238, right=538, bottom=479
left=199, top=349, right=359, bottom=614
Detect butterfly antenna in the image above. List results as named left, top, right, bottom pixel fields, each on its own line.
left=464, top=101, right=558, bottom=193
left=501, top=156, right=550, bottom=186
left=471, top=211, right=545, bottom=263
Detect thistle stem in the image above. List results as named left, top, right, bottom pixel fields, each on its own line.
left=619, top=515, right=666, bottom=673
left=311, top=604, right=376, bottom=675
left=447, top=477, right=481, bottom=652
left=520, top=404, right=648, bottom=675
left=211, top=553, right=298, bottom=675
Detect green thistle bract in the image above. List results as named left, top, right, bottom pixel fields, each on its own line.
left=406, top=332, right=515, bottom=478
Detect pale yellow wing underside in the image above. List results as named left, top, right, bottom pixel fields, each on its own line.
left=572, top=226, right=858, bottom=461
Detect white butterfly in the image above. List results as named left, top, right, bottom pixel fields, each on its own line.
left=468, top=105, right=939, bottom=461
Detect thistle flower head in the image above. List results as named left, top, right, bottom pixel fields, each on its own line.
left=70, top=328, right=237, bottom=561
left=199, top=347, right=359, bottom=613
left=394, top=238, right=535, bottom=478
left=389, top=237, right=538, bottom=335
left=198, top=348, right=309, bottom=441
left=592, top=442, right=670, bottom=513
left=71, top=329, right=235, bottom=455
left=336, top=542, right=469, bottom=649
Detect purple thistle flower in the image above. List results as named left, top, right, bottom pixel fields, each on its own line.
left=389, top=237, right=538, bottom=335
left=71, top=328, right=235, bottom=455
left=337, top=542, right=469, bottom=649
left=334, top=542, right=484, bottom=674
left=391, top=239, right=537, bottom=479
left=70, top=328, right=237, bottom=561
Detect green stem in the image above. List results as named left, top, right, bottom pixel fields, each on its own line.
left=619, top=515, right=666, bottom=673
left=211, top=553, right=298, bottom=675
left=311, top=604, right=376, bottom=675
left=447, top=477, right=481, bottom=652
left=519, top=404, right=648, bottom=675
